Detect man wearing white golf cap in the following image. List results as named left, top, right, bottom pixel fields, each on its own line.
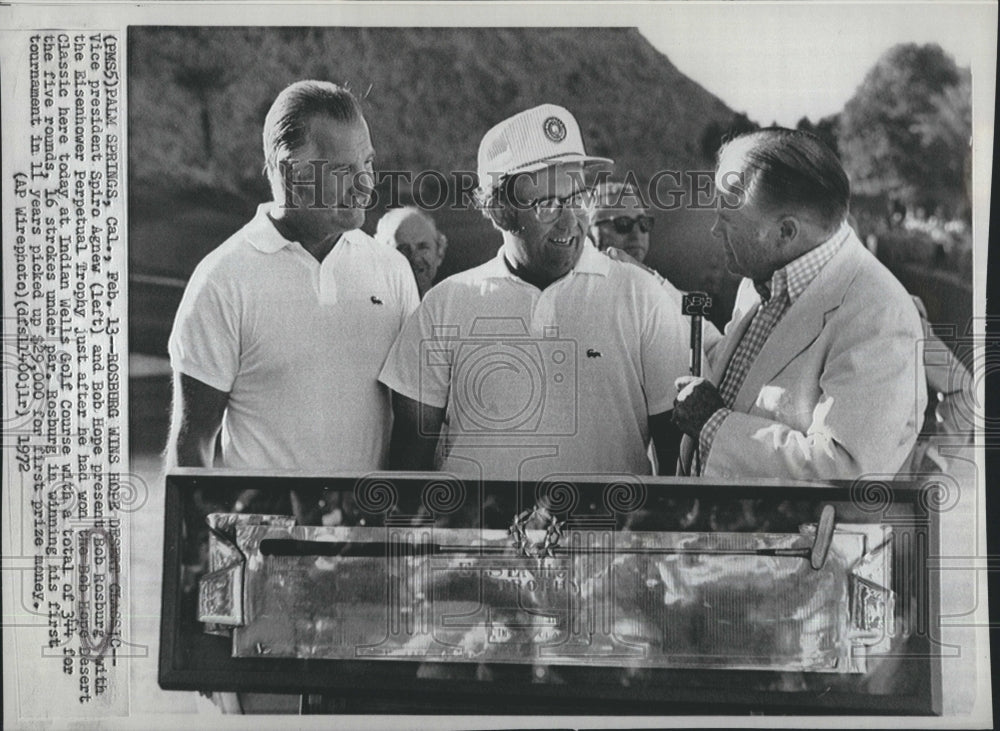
left=379, top=104, right=690, bottom=480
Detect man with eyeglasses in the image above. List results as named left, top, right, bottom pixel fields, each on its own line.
left=379, top=104, right=690, bottom=479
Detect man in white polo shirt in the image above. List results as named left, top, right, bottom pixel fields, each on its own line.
left=379, top=104, right=689, bottom=481
left=167, top=80, right=418, bottom=473
left=167, top=79, right=417, bottom=715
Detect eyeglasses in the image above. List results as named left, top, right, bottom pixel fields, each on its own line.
left=594, top=215, right=655, bottom=234
left=529, top=187, right=595, bottom=224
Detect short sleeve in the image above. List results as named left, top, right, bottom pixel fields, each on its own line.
left=660, top=277, right=685, bottom=312
left=640, top=283, right=691, bottom=415
left=168, top=267, right=240, bottom=393
left=378, top=289, right=451, bottom=409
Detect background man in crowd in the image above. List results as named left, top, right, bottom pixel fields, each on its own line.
left=672, top=128, right=926, bottom=479
left=590, top=179, right=655, bottom=263
left=590, top=178, right=695, bottom=313
left=375, top=206, right=448, bottom=298
left=166, top=80, right=418, bottom=712
left=379, top=104, right=690, bottom=480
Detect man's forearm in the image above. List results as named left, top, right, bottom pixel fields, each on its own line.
left=699, top=411, right=867, bottom=480
left=649, top=410, right=683, bottom=476
left=388, top=431, right=438, bottom=470
left=388, top=393, right=444, bottom=471
left=165, top=372, right=229, bottom=469
left=168, top=426, right=217, bottom=468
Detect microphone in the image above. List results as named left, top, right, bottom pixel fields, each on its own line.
left=681, top=291, right=712, bottom=377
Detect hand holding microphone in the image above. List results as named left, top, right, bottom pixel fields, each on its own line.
left=672, top=375, right=726, bottom=437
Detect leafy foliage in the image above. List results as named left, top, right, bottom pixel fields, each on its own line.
left=795, top=115, right=840, bottom=157
left=837, top=43, right=971, bottom=217
left=698, top=112, right=760, bottom=160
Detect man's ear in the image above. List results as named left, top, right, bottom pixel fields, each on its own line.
left=777, top=216, right=800, bottom=245
left=267, top=160, right=290, bottom=207
left=487, top=203, right=521, bottom=234
left=435, top=232, right=448, bottom=266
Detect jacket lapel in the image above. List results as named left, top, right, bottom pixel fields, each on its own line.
left=731, top=235, right=864, bottom=413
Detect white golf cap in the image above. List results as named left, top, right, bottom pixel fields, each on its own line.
left=476, top=104, right=613, bottom=194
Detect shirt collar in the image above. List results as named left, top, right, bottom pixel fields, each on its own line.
left=484, top=239, right=610, bottom=281
left=757, top=222, right=849, bottom=303
left=244, top=203, right=358, bottom=255
left=574, top=237, right=611, bottom=276
left=244, top=203, right=292, bottom=253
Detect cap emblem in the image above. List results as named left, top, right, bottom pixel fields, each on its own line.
left=543, top=116, right=567, bottom=143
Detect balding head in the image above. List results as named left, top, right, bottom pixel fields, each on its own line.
left=716, top=128, right=850, bottom=234
left=376, top=207, right=447, bottom=297
left=711, top=128, right=850, bottom=282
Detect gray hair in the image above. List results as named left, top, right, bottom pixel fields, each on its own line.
left=374, top=206, right=436, bottom=247
left=718, top=128, right=850, bottom=230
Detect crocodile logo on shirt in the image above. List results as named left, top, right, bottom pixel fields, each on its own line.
left=370, top=296, right=383, bottom=305
left=586, top=349, right=602, bottom=358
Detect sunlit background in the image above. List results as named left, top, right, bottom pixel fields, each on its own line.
left=639, top=3, right=978, bottom=127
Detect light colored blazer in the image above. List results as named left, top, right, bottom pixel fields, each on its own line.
left=682, top=232, right=927, bottom=480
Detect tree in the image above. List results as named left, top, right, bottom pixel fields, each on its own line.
left=174, top=64, right=232, bottom=160
left=699, top=112, right=760, bottom=159
left=796, top=115, right=840, bottom=157
left=837, top=43, right=971, bottom=218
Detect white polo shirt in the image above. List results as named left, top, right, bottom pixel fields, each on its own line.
left=169, top=203, right=419, bottom=472
left=378, top=242, right=689, bottom=481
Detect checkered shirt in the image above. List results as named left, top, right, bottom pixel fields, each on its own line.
left=696, top=225, right=849, bottom=473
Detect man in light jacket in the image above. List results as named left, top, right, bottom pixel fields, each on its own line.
left=673, top=128, right=926, bottom=480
